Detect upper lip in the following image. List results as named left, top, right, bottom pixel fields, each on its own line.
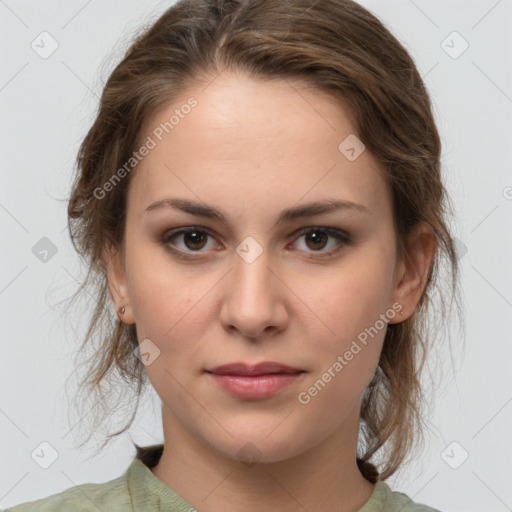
left=207, top=362, right=303, bottom=376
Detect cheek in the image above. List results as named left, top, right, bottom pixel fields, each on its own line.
left=124, top=240, right=194, bottom=330
left=312, top=257, right=392, bottom=336
left=131, top=282, right=203, bottom=345
left=294, top=318, right=383, bottom=436
left=125, top=251, right=215, bottom=369
left=296, top=249, right=392, bottom=379
left=296, top=295, right=385, bottom=419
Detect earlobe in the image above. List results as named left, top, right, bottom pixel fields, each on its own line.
left=390, top=224, right=436, bottom=323
left=102, top=243, right=135, bottom=325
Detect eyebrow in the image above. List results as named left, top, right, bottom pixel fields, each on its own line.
left=145, top=197, right=370, bottom=226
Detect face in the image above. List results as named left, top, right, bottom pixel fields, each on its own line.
left=105, top=70, right=425, bottom=464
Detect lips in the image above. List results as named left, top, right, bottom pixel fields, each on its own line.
left=206, top=362, right=305, bottom=399
left=207, top=361, right=303, bottom=376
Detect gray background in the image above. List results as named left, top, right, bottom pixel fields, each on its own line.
left=1, top=1, right=511, bottom=510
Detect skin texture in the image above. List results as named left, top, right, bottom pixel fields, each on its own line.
left=104, top=69, right=436, bottom=512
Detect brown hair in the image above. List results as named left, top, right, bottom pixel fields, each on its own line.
left=65, top=0, right=463, bottom=483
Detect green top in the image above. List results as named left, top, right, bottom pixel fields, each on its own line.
left=5, top=444, right=441, bottom=511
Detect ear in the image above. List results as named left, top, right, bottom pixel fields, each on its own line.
left=389, top=223, right=437, bottom=323
left=102, top=242, right=135, bottom=325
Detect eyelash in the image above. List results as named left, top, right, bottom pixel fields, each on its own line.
left=161, top=226, right=351, bottom=260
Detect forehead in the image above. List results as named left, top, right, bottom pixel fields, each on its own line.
left=128, top=71, right=389, bottom=221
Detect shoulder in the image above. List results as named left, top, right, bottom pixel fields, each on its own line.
left=5, top=471, right=132, bottom=512
left=5, top=444, right=172, bottom=512
left=379, top=482, right=441, bottom=512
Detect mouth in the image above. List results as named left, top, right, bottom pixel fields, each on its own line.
left=205, top=361, right=305, bottom=399
left=206, top=361, right=304, bottom=376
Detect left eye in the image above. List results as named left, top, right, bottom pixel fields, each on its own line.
left=291, top=227, right=350, bottom=255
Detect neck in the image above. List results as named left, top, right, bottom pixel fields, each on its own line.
left=151, top=405, right=376, bottom=512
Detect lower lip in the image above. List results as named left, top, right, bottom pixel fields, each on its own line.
left=207, top=372, right=304, bottom=399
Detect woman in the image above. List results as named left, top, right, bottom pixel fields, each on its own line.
left=9, top=0, right=461, bottom=510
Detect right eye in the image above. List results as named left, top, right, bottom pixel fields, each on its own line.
left=161, top=227, right=222, bottom=259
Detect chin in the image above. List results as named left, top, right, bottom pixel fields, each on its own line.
left=205, top=428, right=314, bottom=466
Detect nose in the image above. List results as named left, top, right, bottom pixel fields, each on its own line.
left=219, top=246, right=289, bottom=340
